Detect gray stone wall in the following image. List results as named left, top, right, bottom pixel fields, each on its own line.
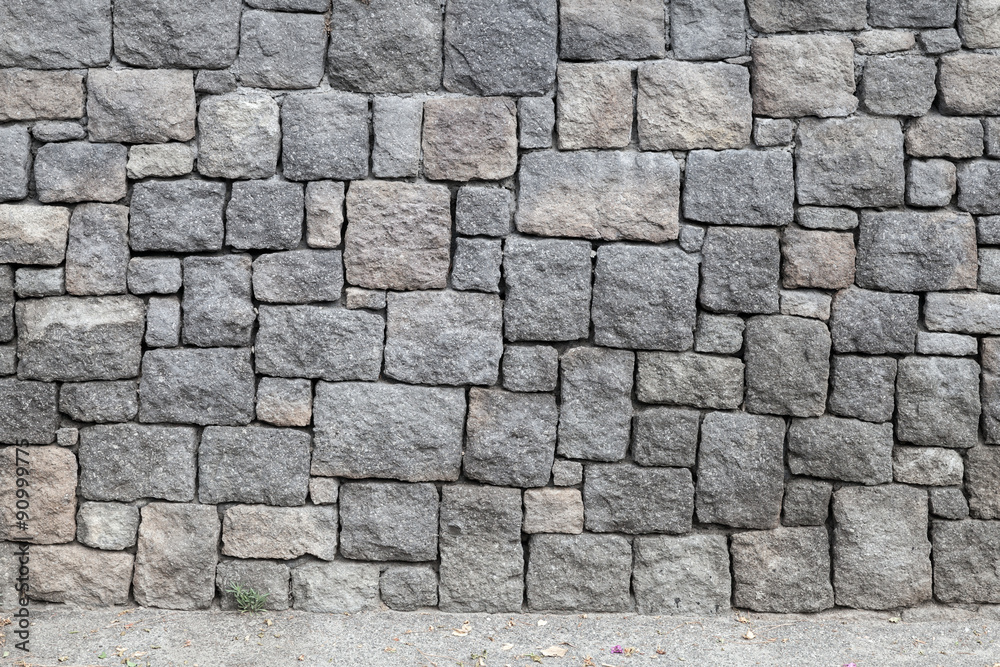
left=1, top=0, right=1000, bottom=615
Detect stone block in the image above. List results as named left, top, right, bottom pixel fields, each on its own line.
left=439, top=485, right=523, bottom=612
left=60, top=380, right=138, bottom=423
left=831, top=287, right=918, bottom=354
left=557, top=347, right=634, bottom=462
left=939, top=54, right=1000, bottom=115
left=925, top=292, right=1000, bottom=334
left=921, top=27, right=964, bottom=52
left=64, top=204, right=128, bottom=296
left=638, top=61, right=751, bottom=151
left=869, top=0, right=959, bottom=27
left=34, top=121, right=86, bottom=143
left=523, top=488, right=584, bottom=534
left=0, top=446, right=75, bottom=543
left=896, top=356, right=980, bottom=449
left=797, top=206, right=859, bottom=231
left=503, top=238, right=593, bottom=342
left=0, top=267, right=9, bottom=342
left=960, top=0, right=1000, bottom=47
left=854, top=29, right=917, bottom=54
left=30, top=544, right=132, bottom=606
left=126, top=141, right=193, bottom=177
left=129, top=180, right=226, bottom=252
left=76, top=501, right=139, bottom=551
left=87, top=69, right=195, bottom=143
left=781, top=230, right=856, bottom=290
left=309, top=477, right=340, bottom=504
left=632, top=407, right=700, bottom=468
left=527, top=534, right=631, bottom=612
left=988, top=119, right=1000, bottom=157
left=451, top=238, right=502, bottom=293
left=217, top=560, right=290, bottom=611
left=0, top=125, right=29, bottom=201
left=139, top=347, right=255, bottom=426
left=443, top=0, right=557, bottom=96
left=345, top=288, right=386, bottom=310
left=780, top=290, right=833, bottom=321
left=312, top=382, right=465, bottom=481
left=256, top=378, right=312, bottom=428
left=860, top=56, right=938, bottom=116
left=593, top=245, right=698, bottom=351
left=828, top=355, right=897, bottom=423
left=696, top=411, right=785, bottom=529
left=982, top=248, right=1000, bottom=293
left=56, top=427, right=78, bottom=447
left=291, top=561, right=379, bottom=612
left=560, top=0, right=665, bottom=60
left=584, top=463, right=694, bottom=534
left=732, top=527, right=834, bottom=613
left=0, top=346, right=14, bottom=375
left=917, top=332, right=979, bottom=357
left=138, top=299, right=179, bottom=347
left=553, top=460, right=584, bottom=486
left=344, top=181, right=451, bottom=290
left=199, top=426, right=310, bottom=506
left=17, top=296, right=144, bottom=381
left=700, top=227, right=781, bottom=315
left=694, top=313, right=745, bottom=354
left=133, top=503, right=220, bottom=610
left=385, top=291, right=502, bottom=386
left=422, top=97, right=518, bottom=181
left=894, top=447, right=964, bottom=486
left=984, top=338, right=1000, bottom=443
left=752, top=36, right=857, bottom=118
left=633, top=534, right=731, bottom=615
left=253, top=250, right=344, bottom=303
left=968, top=446, right=1000, bottom=518
left=464, top=388, right=557, bottom=488
left=959, top=160, right=1000, bottom=214
left=194, top=69, right=237, bottom=94
left=256, top=306, right=383, bottom=381
left=636, top=352, right=744, bottom=410
left=182, top=255, right=254, bottom=347
left=113, top=0, right=240, bottom=68
left=197, top=92, right=280, bottom=180
left=455, top=186, right=512, bottom=237
left=328, top=0, right=441, bottom=93
left=933, top=520, right=1000, bottom=603
left=679, top=225, right=705, bottom=252
left=671, top=0, right=746, bottom=60
left=223, top=505, right=338, bottom=560
left=556, top=62, right=633, bottom=150
left=519, top=150, right=680, bottom=241
left=305, top=181, right=345, bottom=248
left=372, top=97, right=422, bottom=178
left=683, top=150, right=794, bottom=227
left=226, top=180, right=304, bottom=251
left=832, top=485, right=932, bottom=609
left=518, top=96, right=554, bottom=149
left=236, top=11, right=327, bottom=89
left=788, top=416, right=894, bottom=484
left=747, top=0, right=867, bottom=31
left=14, top=268, right=64, bottom=298
left=906, top=114, right=984, bottom=158
left=281, top=91, right=368, bottom=181
left=982, top=216, right=1000, bottom=244
left=0, top=0, right=110, bottom=68
left=908, top=159, right=957, bottom=207
left=380, top=565, right=437, bottom=611
left=34, top=142, right=126, bottom=204
left=502, top=345, right=559, bottom=392
left=0, top=205, right=69, bottom=265
left=127, top=257, right=181, bottom=295
left=340, top=481, right=438, bottom=561
left=930, top=487, right=969, bottom=519
left=782, top=478, right=833, bottom=527
left=0, top=70, right=85, bottom=121
left=753, top=118, right=795, bottom=147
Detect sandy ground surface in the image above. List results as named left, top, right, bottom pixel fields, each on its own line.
left=4, top=604, right=1000, bottom=667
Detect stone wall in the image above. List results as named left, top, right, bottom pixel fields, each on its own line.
left=2, top=0, right=1000, bottom=615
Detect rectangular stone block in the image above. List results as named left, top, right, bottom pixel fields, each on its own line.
left=939, top=54, right=1000, bottom=115
left=0, top=70, right=86, bottom=121
left=732, top=527, right=834, bottom=613
left=788, top=416, right=894, bottom=484
left=636, top=352, right=744, bottom=410
left=0, top=125, right=29, bottom=201
left=217, top=560, right=290, bottom=612
left=291, top=561, right=379, bottom=612
left=0, top=379, right=59, bottom=445
left=65, top=204, right=129, bottom=296
left=0, top=0, right=110, bottom=68
left=748, top=0, right=867, bottom=31
left=76, top=501, right=139, bottom=551
left=127, top=257, right=181, bottom=294
left=196, top=92, right=280, bottom=180
left=305, top=181, right=344, bottom=248
left=35, top=142, right=126, bottom=204
left=518, top=96, right=554, bottom=149
left=0, top=446, right=75, bottom=544
left=138, top=348, right=255, bottom=426
left=523, top=488, right=584, bottom=534
left=894, top=446, right=964, bottom=486
left=583, top=463, right=694, bottom=534
left=223, top=504, right=337, bottom=560
left=60, top=380, right=138, bottom=423
left=925, top=292, right=1000, bottom=334
left=560, top=0, right=665, bottom=60
left=527, top=534, right=631, bottom=612
left=226, top=180, right=304, bottom=251
left=906, top=114, right=984, bottom=159
left=556, top=62, right=633, bottom=150
left=199, top=426, right=310, bottom=506
left=0, top=204, right=70, bottom=265
left=782, top=478, right=833, bottom=527
left=30, top=544, right=132, bottom=606
left=684, top=150, right=794, bottom=227
left=557, top=347, right=634, bottom=462
left=146, top=296, right=180, bottom=347
left=828, top=355, right=897, bottom=423
left=633, top=534, right=730, bottom=616
left=236, top=11, right=327, bottom=89
left=253, top=250, right=343, bottom=304
left=372, top=97, right=422, bottom=177
left=897, top=356, right=980, bottom=449
left=257, top=377, right=312, bottom=428
left=130, top=180, right=226, bottom=252
left=422, top=97, right=518, bottom=181
left=700, top=227, right=781, bottom=314
left=465, top=388, right=557, bottom=488
left=831, top=287, right=918, bottom=354
left=752, top=35, right=857, bottom=118
left=869, top=0, right=959, bottom=27
left=933, top=520, right=1000, bottom=603
left=87, top=69, right=195, bottom=143
left=339, top=481, right=438, bottom=561
left=781, top=230, right=856, bottom=290
left=281, top=90, right=369, bottom=181
left=744, top=315, right=830, bottom=418
left=671, top=0, right=746, bottom=60
left=182, top=255, right=255, bottom=347
left=113, top=0, right=241, bottom=68
left=632, top=407, right=700, bottom=468
left=127, top=143, right=196, bottom=179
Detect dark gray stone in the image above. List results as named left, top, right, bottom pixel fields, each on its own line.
left=503, top=237, right=592, bottom=342
left=932, top=520, right=1000, bottom=603
left=182, top=255, right=254, bottom=347
left=16, top=296, right=145, bottom=381
left=34, top=142, right=126, bottom=204
left=696, top=411, right=785, bottom=529
left=518, top=97, right=554, bottom=149
left=700, top=227, right=780, bottom=315
left=967, top=446, right=1000, bottom=519
left=896, top=356, right=980, bottom=449
left=502, top=345, right=559, bottom=392
left=732, top=527, right=834, bottom=613
left=87, top=69, right=195, bottom=144
left=695, top=313, right=745, bottom=354
left=782, top=478, right=833, bottom=527
left=832, top=485, right=932, bottom=610
left=113, top=0, right=241, bottom=68
left=236, top=11, right=327, bottom=89
left=930, top=487, right=969, bottom=520
left=828, top=355, right=898, bottom=423
left=753, top=118, right=795, bottom=147
left=830, top=287, right=919, bottom=354
left=76, top=501, right=140, bottom=551
left=217, top=560, right=290, bottom=611
left=372, top=97, right=422, bottom=178
left=340, top=482, right=438, bottom=561
left=312, top=382, right=465, bottom=481
left=671, top=0, right=746, bottom=61
left=281, top=91, right=369, bottom=181
left=748, top=0, right=867, bottom=31
left=683, top=150, right=794, bottom=228
left=557, top=347, right=634, bottom=462
left=633, top=534, right=731, bottom=616
left=256, top=306, right=383, bottom=381
left=451, top=238, right=502, bottom=293
left=920, top=27, right=964, bottom=52
left=0, top=379, right=59, bottom=445
left=552, top=460, right=584, bottom=486
left=145, top=297, right=180, bottom=348
left=797, top=206, right=859, bottom=231
left=196, top=92, right=281, bottom=180
left=380, top=565, right=437, bottom=611
left=983, top=338, right=1000, bottom=444
left=384, top=291, right=502, bottom=386
left=636, top=352, right=744, bottom=410
left=861, top=56, right=938, bottom=116
left=584, top=463, right=694, bottom=534
left=632, top=407, right=700, bottom=468
left=134, top=503, right=220, bottom=610
left=65, top=204, right=129, bottom=296
left=527, top=534, right=631, bottom=612
left=59, top=381, right=138, bottom=423
left=253, top=250, right=344, bottom=303
left=0, top=0, right=111, bottom=68
left=869, top=0, right=958, bottom=27
left=797, top=117, right=905, bottom=208
left=924, top=292, right=1000, bottom=335
left=679, top=225, right=706, bottom=252
left=439, top=485, right=523, bottom=612
left=788, top=416, right=894, bottom=484
left=958, top=160, right=1000, bottom=215
left=138, top=348, right=255, bottom=426
left=745, top=315, right=830, bottom=418
left=328, top=0, right=442, bottom=93
left=443, top=0, right=557, bottom=96
left=560, top=0, right=665, bottom=60
left=0, top=126, right=29, bottom=202
left=130, top=180, right=226, bottom=252
left=464, top=388, right=557, bottom=488
left=198, top=427, right=310, bottom=506
left=455, top=186, right=513, bottom=237
left=127, top=257, right=181, bottom=295
left=226, top=180, right=304, bottom=251
left=79, top=423, right=198, bottom=501
left=14, top=268, right=64, bottom=298
left=194, top=70, right=237, bottom=94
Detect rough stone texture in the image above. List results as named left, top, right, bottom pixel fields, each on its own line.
left=15, top=268, right=64, bottom=298
left=502, top=345, right=559, bottom=393
left=896, top=356, right=981, bottom=449
left=632, top=408, right=699, bottom=468
left=671, top=0, right=746, bottom=61
left=305, top=181, right=345, bottom=248
left=788, top=416, right=894, bottom=484
left=0, top=0, right=111, bottom=68
left=0, top=446, right=76, bottom=543
left=753, top=118, right=795, bottom=147
left=781, top=287, right=835, bottom=320
left=236, top=11, right=327, bottom=89
left=455, top=186, right=512, bottom=237
left=752, top=36, right=858, bottom=118
left=29, top=544, right=132, bottom=606
left=344, top=181, right=451, bottom=291
left=933, top=520, right=1000, bottom=603
left=34, top=142, right=127, bottom=204
left=700, top=227, right=781, bottom=315
left=113, top=0, right=241, bottom=68
left=869, top=0, right=960, bottom=28
left=281, top=91, right=368, bottom=181
left=636, top=352, right=744, bottom=410
left=731, top=527, right=834, bottom=613
left=222, top=505, right=338, bottom=561
left=198, top=427, right=310, bottom=506
left=557, top=347, right=634, bottom=462
left=584, top=464, right=694, bottom=534
left=916, top=331, right=978, bottom=356
left=197, top=92, right=280, bottom=180
left=451, top=238, right=502, bottom=293
left=556, top=62, right=633, bottom=150
left=226, top=180, right=304, bottom=251
left=695, top=314, right=745, bottom=354
left=133, top=503, right=220, bottom=610
left=959, top=160, right=1000, bottom=215
left=0, top=126, right=30, bottom=202
left=638, top=61, right=752, bottom=151
left=372, top=97, right=422, bottom=178
left=860, top=56, right=938, bottom=116
left=832, top=485, right=932, bottom=610
left=130, top=180, right=226, bottom=252
left=939, top=54, right=1000, bottom=116
left=783, top=478, right=833, bottom=527
left=523, top=488, right=584, bottom=534
left=443, top=0, right=558, bottom=96
left=960, top=0, right=1000, bottom=47
left=930, top=487, right=969, bottom=520
left=967, top=446, right=1000, bottom=518
left=256, top=378, right=312, bottom=428
left=906, top=115, right=984, bottom=159
left=633, top=534, right=731, bottom=615
left=908, top=159, right=958, bottom=208
left=797, top=207, right=859, bottom=231
left=148, top=297, right=181, bottom=348
left=345, top=288, right=386, bottom=310
left=65, top=204, right=129, bottom=296
left=60, top=381, right=138, bottom=423
left=339, top=482, right=438, bottom=561
left=138, top=348, right=255, bottom=426
left=893, top=447, right=964, bottom=486
left=182, top=255, right=254, bottom=347
left=744, top=315, right=830, bottom=418
left=87, top=69, right=195, bottom=144
left=253, top=250, right=344, bottom=304
left=422, top=97, right=518, bottom=181
left=291, top=561, right=379, bottom=613
left=128, top=258, right=181, bottom=295
left=0, top=204, right=71, bottom=266
left=76, top=501, right=140, bottom=551
left=830, top=287, right=919, bottom=354
left=921, top=27, right=965, bottom=52
left=560, top=0, right=666, bottom=60
left=518, top=97, right=554, bottom=149
left=0, top=379, right=58, bottom=445
left=696, top=411, right=786, bottom=529
left=983, top=338, right=1000, bottom=444
left=312, top=382, right=465, bottom=482
left=747, top=0, right=867, bottom=31
left=781, top=230, right=856, bottom=290
left=380, top=565, right=438, bottom=611
left=925, top=292, right=1000, bottom=334
left=683, top=150, right=794, bottom=228
left=552, top=460, right=584, bottom=487
left=527, top=534, right=632, bottom=612
left=194, top=70, right=237, bottom=94
left=32, top=121, right=86, bottom=142
left=217, top=560, right=290, bottom=611
left=828, top=355, right=898, bottom=423
left=854, top=29, right=917, bottom=54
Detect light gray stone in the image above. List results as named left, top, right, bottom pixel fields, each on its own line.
left=981, top=248, right=1000, bottom=293
left=129, top=180, right=226, bottom=252
left=552, top=460, right=584, bottom=486
left=829, top=355, right=898, bottom=423
left=584, top=463, right=694, bottom=534
left=732, top=527, right=834, bottom=613
left=253, top=250, right=344, bottom=303
left=854, top=29, right=917, bottom=54
left=939, top=54, right=1000, bottom=115
left=0, top=70, right=85, bottom=122
left=65, top=204, right=128, bottom=296
left=908, top=159, right=957, bottom=207
left=636, top=352, right=744, bottom=410
left=76, top=501, right=140, bottom=551
left=34, top=142, right=126, bottom=204
left=869, top=0, right=959, bottom=27
left=557, top=62, right=633, bottom=151
left=339, top=481, right=438, bottom=561
left=0, top=0, right=111, bottom=68
left=831, top=287, right=919, bottom=354
left=527, top=534, right=631, bottom=612
left=14, top=267, right=64, bottom=298
left=199, top=427, right=310, bottom=506
left=897, top=356, right=980, bottom=449
left=958, top=160, right=1000, bottom=215
left=113, top=0, right=241, bottom=68
left=256, top=377, right=312, bottom=428
left=292, top=561, right=379, bottom=613
left=747, top=0, right=867, bottom=31
left=788, top=416, right=894, bottom=484
left=226, top=180, right=304, bottom=251
left=783, top=478, right=833, bottom=527
left=181, top=255, right=254, bottom=347
left=632, top=407, right=700, bottom=468
left=281, top=91, right=368, bottom=181
left=451, top=238, right=502, bottom=293
left=217, top=560, right=290, bottom=611
left=894, top=447, right=964, bottom=486
left=982, top=215, right=1000, bottom=244
left=752, top=35, right=857, bottom=118
left=0, top=379, right=59, bottom=445
left=31, top=121, right=86, bottom=142
left=523, top=488, right=584, bottom=534
left=960, top=0, right=1000, bottom=47
left=56, top=427, right=78, bottom=447
left=930, top=487, right=969, bottom=519
left=633, top=534, right=731, bottom=616
left=223, top=505, right=338, bottom=561
left=0, top=126, right=29, bottom=201
left=782, top=230, right=856, bottom=290
left=380, top=565, right=437, bottom=611
left=344, top=288, right=386, bottom=310
left=861, top=56, right=938, bottom=116
left=968, top=446, right=1000, bottom=518
left=753, top=118, right=795, bottom=147
left=59, top=380, right=138, bottom=423
left=518, top=96, right=554, bottom=149
left=921, top=27, right=964, bottom=52
left=700, top=227, right=781, bottom=315
left=30, top=544, right=132, bottom=606
left=197, top=92, right=280, bottom=180
left=560, top=0, right=666, bottom=60
left=305, top=181, right=344, bottom=248
left=455, top=186, right=513, bottom=237
left=236, top=11, right=327, bottom=89
left=745, top=315, right=830, bottom=418
left=933, top=520, right=1000, bottom=603
left=502, top=345, right=559, bottom=392
left=194, top=69, right=237, bottom=94
left=372, top=97, right=422, bottom=178
left=906, top=114, right=984, bottom=158
left=916, top=331, right=978, bottom=356
left=308, top=477, right=338, bottom=505
left=684, top=150, right=794, bottom=227
left=127, top=257, right=181, bottom=295
left=671, top=0, right=746, bottom=61
left=797, top=207, right=859, bottom=231
left=422, top=97, right=518, bottom=181
left=127, top=143, right=195, bottom=179
left=87, top=69, right=195, bottom=144
left=247, top=0, right=329, bottom=11
left=557, top=347, right=634, bottom=462
left=695, top=313, right=745, bottom=354
left=925, top=292, right=1000, bottom=334
left=780, top=290, right=832, bottom=321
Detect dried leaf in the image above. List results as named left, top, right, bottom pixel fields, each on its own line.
left=743, top=630, right=755, bottom=640
left=537, top=619, right=547, bottom=626
left=453, top=621, right=472, bottom=636
left=540, top=645, right=568, bottom=657
left=501, top=643, right=514, bottom=651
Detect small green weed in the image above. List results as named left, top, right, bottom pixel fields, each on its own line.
left=226, top=583, right=270, bottom=615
